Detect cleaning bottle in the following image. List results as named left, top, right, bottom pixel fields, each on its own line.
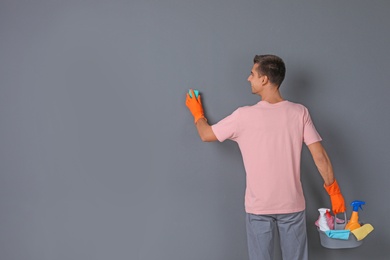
left=318, top=208, right=330, bottom=231
left=345, top=200, right=365, bottom=231
left=325, top=209, right=334, bottom=230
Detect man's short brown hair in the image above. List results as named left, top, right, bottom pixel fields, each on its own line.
left=253, top=55, right=286, bottom=88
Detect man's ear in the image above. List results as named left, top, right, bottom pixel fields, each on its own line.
left=262, top=75, right=269, bottom=85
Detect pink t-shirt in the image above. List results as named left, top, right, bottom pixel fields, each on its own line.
left=211, top=100, right=322, bottom=214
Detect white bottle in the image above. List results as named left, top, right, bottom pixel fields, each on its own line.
left=318, top=208, right=330, bottom=231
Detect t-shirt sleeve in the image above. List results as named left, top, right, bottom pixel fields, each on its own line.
left=211, top=109, right=240, bottom=142
left=303, top=108, right=322, bottom=145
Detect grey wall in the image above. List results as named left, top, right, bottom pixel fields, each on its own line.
left=1, top=1, right=389, bottom=259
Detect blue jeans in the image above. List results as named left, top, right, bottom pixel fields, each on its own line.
left=246, top=210, right=308, bottom=260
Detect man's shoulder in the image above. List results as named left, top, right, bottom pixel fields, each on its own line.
left=233, top=103, right=256, bottom=112
left=235, top=101, right=309, bottom=113
left=285, top=101, right=308, bottom=111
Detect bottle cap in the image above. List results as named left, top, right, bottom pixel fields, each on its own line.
left=351, top=200, right=365, bottom=211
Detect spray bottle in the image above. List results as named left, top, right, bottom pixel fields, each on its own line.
left=345, top=200, right=365, bottom=231
left=325, top=209, right=335, bottom=230
left=318, top=208, right=330, bottom=231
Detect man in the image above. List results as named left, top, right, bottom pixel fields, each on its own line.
left=185, top=54, right=346, bottom=260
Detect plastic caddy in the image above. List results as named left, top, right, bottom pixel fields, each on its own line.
left=317, top=212, right=363, bottom=249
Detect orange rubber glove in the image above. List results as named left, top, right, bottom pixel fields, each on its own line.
left=185, top=89, right=205, bottom=123
left=324, top=179, right=346, bottom=214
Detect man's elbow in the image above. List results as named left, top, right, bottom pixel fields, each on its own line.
left=199, top=129, right=218, bottom=142
left=200, top=134, right=217, bottom=142
left=196, top=123, right=218, bottom=142
left=200, top=134, right=208, bottom=142
left=314, top=157, right=326, bottom=168
left=313, top=151, right=330, bottom=167
left=308, top=142, right=330, bottom=167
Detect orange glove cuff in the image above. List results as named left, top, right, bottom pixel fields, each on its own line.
left=324, top=179, right=346, bottom=214
left=324, top=179, right=341, bottom=195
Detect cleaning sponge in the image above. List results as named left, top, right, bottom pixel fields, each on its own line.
left=351, top=224, right=374, bottom=241
left=188, top=89, right=199, bottom=98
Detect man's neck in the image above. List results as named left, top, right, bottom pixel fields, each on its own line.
left=260, top=88, right=284, bottom=104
